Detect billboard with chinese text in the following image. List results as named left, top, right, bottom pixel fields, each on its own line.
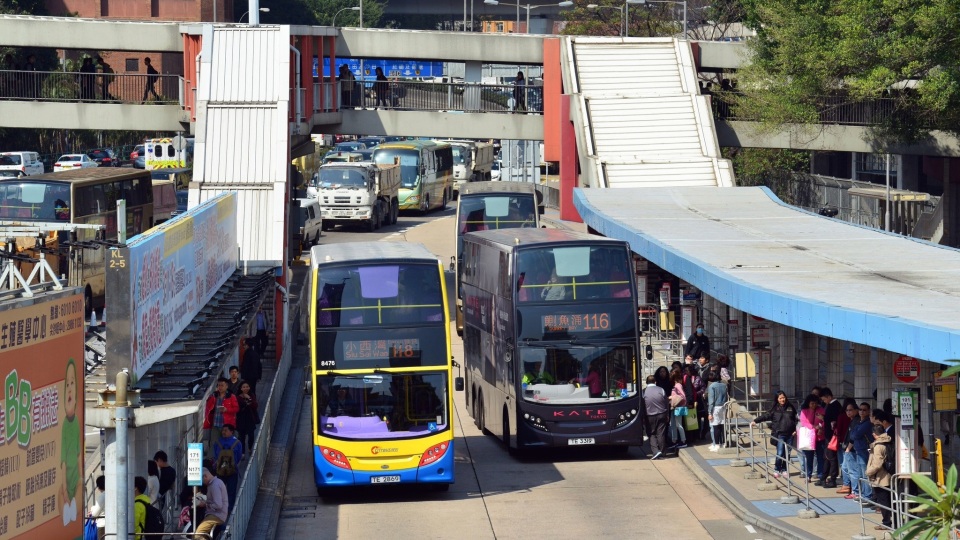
left=0, top=290, right=85, bottom=540
left=107, top=192, right=238, bottom=381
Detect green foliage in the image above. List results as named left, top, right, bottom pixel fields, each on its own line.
left=233, top=0, right=318, bottom=24
left=896, top=465, right=960, bottom=540
left=0, top=0, right=47, bottom=15
left=305, top=0, right=385, bottom=28
left=561, top=0, right=746, bottom=40
left=737, top=0, right=960, bottom=141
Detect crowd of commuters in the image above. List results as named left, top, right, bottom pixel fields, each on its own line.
left=2, top=52, right=160, bottom=102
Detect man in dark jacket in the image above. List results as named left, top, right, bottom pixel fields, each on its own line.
left=684, top=323, right=710, bottom=363
left=820, top=387, right=843, bottom=487
left=241, top=337, right=262, bottom=396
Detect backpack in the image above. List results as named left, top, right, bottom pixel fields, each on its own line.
left=216, top=439, right=240, bottom=477
left=137, top=499, right=164, bottom=534
left=882, top=439, right=896, bottom=474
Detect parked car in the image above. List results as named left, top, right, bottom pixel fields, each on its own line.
left=87, top=149, right=120, bottom=167
left=294, top=198, right=323, bottom=252
left=54, top=154, right=98, bottom=172
left=130, top=144, right=145, bottom=160
left=133, top=155, right=146, bottom=169
left=0, top=151, right=45, bottom=177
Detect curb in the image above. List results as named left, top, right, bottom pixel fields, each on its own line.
left=679, top=448, right=815, bottom=540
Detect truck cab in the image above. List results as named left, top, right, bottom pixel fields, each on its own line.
left=314, top=162, right=400, bottom=232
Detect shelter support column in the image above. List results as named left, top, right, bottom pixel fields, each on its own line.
left=800, top=331, right=819, bottom=393
left=777, top=325, right=796, bottom=397
left=853, top=344, right=871, bottom=402
left=464, top=61, right=482, bottom=83
left=876, top=350, right=893, bottom=407
left=826, top=338, right=843, bottom=393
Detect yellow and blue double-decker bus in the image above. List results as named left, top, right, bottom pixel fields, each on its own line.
left=373, top=140, right=453, bottom=212
left=308, top=241, right=462, bottom=493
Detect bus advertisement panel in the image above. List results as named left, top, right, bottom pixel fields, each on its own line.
left=461, top=229, right=643, bottom=451
left=106, top=192, right=238, bottom=382
left=308, top=242, right=461, bottom=491
left=0, top=290, right=85, bottom=540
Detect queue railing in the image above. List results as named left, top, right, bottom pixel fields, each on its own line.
left=0, top=69, right=181, bottom=104
left=333, top=79, right=544, bottom=114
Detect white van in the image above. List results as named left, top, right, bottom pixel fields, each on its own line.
left=0, top=152, right=44, bottom=177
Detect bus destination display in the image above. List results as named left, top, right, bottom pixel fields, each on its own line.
left=343, top=338, right=421, bottom=361
left=542, top=313, right=611, bottom=333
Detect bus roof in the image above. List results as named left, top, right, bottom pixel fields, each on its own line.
left=465, top=228, right=625, bottom=249
left=310, top=241, right=438, bottom=269
left=374, top=140, right=449, bottom=152
left=11, top=168, right=151, bottom=184
left=460, top=181, right=538, bottom=196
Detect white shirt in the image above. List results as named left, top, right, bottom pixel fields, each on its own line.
left=147, top=475, right=160, bottom=504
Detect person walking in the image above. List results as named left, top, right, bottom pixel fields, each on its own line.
left=705, top=370, right=728, bottom=451
left=642, top=375, right=670, bottom=460
left=212, top=424, right=243, bottom=512
left=751, top=391, right=797, bottom=478
left=141, top=56, right=160, bottom=103
left=87, top=475, right=106, bottom=540
left=235, top=381, right=259, bottom=452
left=96, top=55, right=113, bottom=100
left=203, top=378, right=239, bottom=454
left=374, top=67, right=389, bottom=109
left=241, top=338, right=262, bottom=396
left=684, top=323, right=710, bottom=364
left=23, top=53, right=38, bottom=99
left=512, top=71, right=526, bottom=112
left=194, top=468, right=228, bottom=540
left=254, top=307, right=270, bottom=356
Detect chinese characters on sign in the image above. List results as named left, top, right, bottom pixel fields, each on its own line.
left=343, top=339, right=421, bottom=361
left=542, top=313, right=611, bottom=333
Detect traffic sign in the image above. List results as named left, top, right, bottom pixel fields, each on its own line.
left=894, top=355, right=920, bottom=383
left=187, top=443, right=204, bottom=486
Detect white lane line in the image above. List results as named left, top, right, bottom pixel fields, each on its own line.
left=744, top=525, right=756, bottom=534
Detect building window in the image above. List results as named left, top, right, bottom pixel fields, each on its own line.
left=125, top=58, right=139, bottom=72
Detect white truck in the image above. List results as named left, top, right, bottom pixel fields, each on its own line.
left=445, top=140, right=495, bottom=197
left=315, top=162, right=400, bottom=231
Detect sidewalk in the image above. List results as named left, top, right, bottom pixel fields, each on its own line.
left=679, top=425, right=890, bottom=540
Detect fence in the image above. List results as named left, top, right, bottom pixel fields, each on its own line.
left=0, top=69, right=181, bottom=104
left=331, top=79, right=544, bottom=115
left=712, top=93, right=901, bottom=127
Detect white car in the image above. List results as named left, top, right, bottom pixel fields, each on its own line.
left=295, top=198, right=323, bottom=252
left=54, top=154, right=98, bottom=172
left=0, top=151, right=44, bottom=178
left=491, top=160, right=502, bottom=181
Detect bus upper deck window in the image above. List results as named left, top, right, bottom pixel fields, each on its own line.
left=553, top=247, right=591, bottom=277
left=358, top=266, right=399, bottom=298
left=20, top=183, right=45, bottom=204
left=484, top=197, right=509, bottom=218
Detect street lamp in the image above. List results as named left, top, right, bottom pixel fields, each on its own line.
left=239, top=7, right=269, bottom=24
left=483, top=0, right=574, bottom=34
left=635, top=0, right=687, bottom=40
left=332, top=6, right=361, bottom=27
left=587, top=0, right=644, bottom=37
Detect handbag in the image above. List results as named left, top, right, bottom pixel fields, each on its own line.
left=770, top=436, right=779, bottom=447
left=684, top=412, right=699, bottom=431
left=673, top=406, right=688, bottom=417
left=827, top=434, right=839, bottom=452
left=669, top=394, right=685, bottom=408
left=797, top=425, right=816, bottom=451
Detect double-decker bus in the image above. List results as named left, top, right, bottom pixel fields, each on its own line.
left=461, top=228, right=643, bottom=452
left=453, top=181, right=542, bottom=336
left=372, top=140, right=453, bottom=212
left=307, top=241, right=462, bottom=492
left=0, top=168, right=154, bottom=314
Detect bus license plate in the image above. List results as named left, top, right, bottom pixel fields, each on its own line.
left=568, top=438, right=595, bottom=446
left=371, top=475, right=401, bottom=484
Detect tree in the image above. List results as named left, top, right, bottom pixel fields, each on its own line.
left=897, top=465, right=960, bottom=540
left=304, top=0, right=386, bottom=28
left=734, top=0, right=960, bottom=142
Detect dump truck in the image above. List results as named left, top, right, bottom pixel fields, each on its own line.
left=444, top=140, right=495, bottom=198
left=314, top=162, right=400, bottom=231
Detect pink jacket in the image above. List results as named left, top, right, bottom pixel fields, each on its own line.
left=799, top=406, right=826, bottom=441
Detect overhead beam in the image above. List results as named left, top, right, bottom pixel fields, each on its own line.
left=320, top=110, right=544, bottom=140
left=332, top=28, right=545, bottom=65
left=0, top=15, right=182, bottom=52
left=0, top=101, right=188, bottom=131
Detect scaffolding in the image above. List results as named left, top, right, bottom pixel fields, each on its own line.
left=0, top=221, right=107, bottom=299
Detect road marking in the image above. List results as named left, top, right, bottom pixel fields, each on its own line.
left=745, top=525, right=756, bottom=534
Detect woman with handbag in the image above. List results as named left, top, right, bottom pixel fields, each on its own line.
left=751, top=391, right=797, bottom=478
left=797, top=394, right=825, bottom=482
left=669, top=369, right=688, bottom=449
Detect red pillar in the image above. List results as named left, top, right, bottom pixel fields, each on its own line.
left=559, top=94, right=582, bottom=222
left=301, top=36, right=314, bottom=117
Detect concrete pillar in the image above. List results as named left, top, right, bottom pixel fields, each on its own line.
left=853, top=344, right=871, bottom=402
left=876, top=350, right=893, bottom=408
left=464, top=61, right=482, bottom=83
left=826, top=338, right=843, bottom=393
left=801, top=331, right=819, bottom=394
left=778, top=325, right=796, bottom=396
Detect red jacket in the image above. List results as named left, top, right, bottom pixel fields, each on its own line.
left=203, top=391, right=239, bottom=429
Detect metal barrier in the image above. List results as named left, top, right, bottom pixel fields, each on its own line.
left=0, top=69, right=181, bottom=104
left=334, top=79, right=544, bottom=115
left=102, top=531, right=219, bottom=539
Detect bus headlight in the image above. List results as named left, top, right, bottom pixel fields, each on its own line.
left=407, top=195, right=420, bottom=203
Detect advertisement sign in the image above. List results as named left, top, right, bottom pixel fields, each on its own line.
left=313, top=57, right=444, bottom=79
left=727, top=319, right=739, bottom=348
left=894, top=355, right=920, bottom=383
left=187, top=443, right=203, bottom=487
left=750, top=326, right=771, bottom=348
left=107, top=193, right=238, bottom=381
left=0, top=291, right=85, bottom=539
left=933, top=371, right=957, bottom=412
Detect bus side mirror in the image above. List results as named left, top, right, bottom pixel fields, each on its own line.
left=449, top=255, right=455, bottom=272
left=455, top=377, right=464, bottom=392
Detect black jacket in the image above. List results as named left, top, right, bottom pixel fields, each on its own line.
left=754, top=402, right=798, bottom=436
left=684, top=333, right=710, bottom=360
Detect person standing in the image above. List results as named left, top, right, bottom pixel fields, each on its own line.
left=705, top=370, right=728, bottom=451
left=78, top=57, right=97, bottom=102
left=87, top=475, right=106, bottom=540
left=751, top=391, right=797, bottom=478
left=95, top=55, right=113, bottom=100
left=373, top=67, right=389, bottom=109
left=203, top=378, right=239, bottom=454
left=146, top=459, right=161, bottom=506
left=798, top=394, right=825, bottom=483
left=643, top=375, right=670, bottom=460
left=866, top=424, right=893, bottom=530
left=23, top=54, right=38, bottom=99
left=820, top=387, right=843, bottom=488
left=684, top=323, right=710, bottom=363
left=141, top=56, right=160, bottom=103
left=154, top=450, right=177, bottom=511
left=212, top=424, right=243, bottom=512
left=241, top=338, right=262, bottom=396
left=846, top=404, right=874, bottom=499
left=512, top=71, right=526, bottom=112
left=133, top=476, right=151, bottom=540
left=194, top=468, right=228, bottom=540
left=338, top=64, right=355, bottom=108
left=235, top=382, right=259, bottom=452
left=226, top=365, right=242, bottom=396
left=255, top=307, right=270, bottom=356
left=668, top=369, right=688, bottom=449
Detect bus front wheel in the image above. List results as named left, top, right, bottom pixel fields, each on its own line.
left=502, top=413, right=510, bottom=450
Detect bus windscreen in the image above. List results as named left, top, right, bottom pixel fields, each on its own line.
left=0, top=181, right=71, bottom=221
left=373, top=149, right=420, bottom=188
left=516, top=245, right=631, bottom=302
left=520, top=345, right=636, bottom=404
left=458, top=195, right=536, bottom=234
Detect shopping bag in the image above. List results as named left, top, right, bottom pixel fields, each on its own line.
left=684, top=413, right=699, bottom=431
left=84, top=518, right=98, bottom=540
left=827, top=434, right=839, bottom=452
left=797, top=425, right=816, bottom=451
